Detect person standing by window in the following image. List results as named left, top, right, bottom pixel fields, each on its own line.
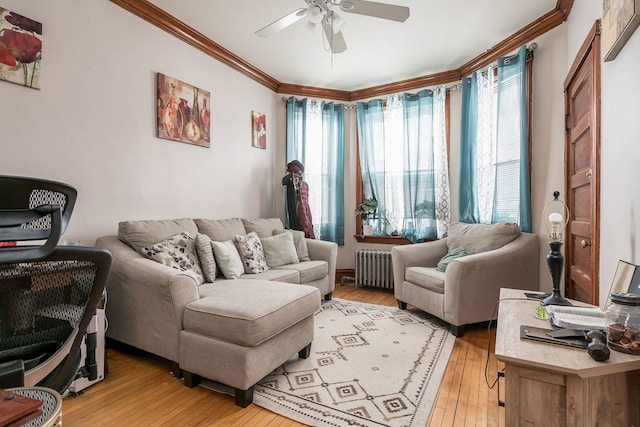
left=282, top=160, right=315, bottom=238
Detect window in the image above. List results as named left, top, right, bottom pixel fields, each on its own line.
left=356, top=88, right=450, bottom=242
left=459, top=46, right=532, bottom=232
left=286, top=97, right=345, bottom=245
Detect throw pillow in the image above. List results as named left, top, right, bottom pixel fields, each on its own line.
left=436, top=247, right=472, bottom=272
left=195, top=233, right=216, bottom=282
left=261, top=231, right=299, bottom=268
left=210, top=239, right=245, bottom=279
left=235, top=232, right=269, bottom=274
left=140, top=232, right=205, bottom=284
left=273, top=229, right=311, bottom=262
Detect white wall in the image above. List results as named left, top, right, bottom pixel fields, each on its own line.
left=0, top=0, right=280, bottom=245
left=529, top=25, right=569, bottom=291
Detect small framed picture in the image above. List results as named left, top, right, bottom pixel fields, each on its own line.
left=251, top=111, right=266, bottom=149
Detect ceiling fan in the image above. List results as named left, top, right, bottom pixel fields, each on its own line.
left=255, top=0, right=410, bottom=54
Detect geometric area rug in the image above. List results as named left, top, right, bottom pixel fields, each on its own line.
left=252, top=298, right=455, bottom=427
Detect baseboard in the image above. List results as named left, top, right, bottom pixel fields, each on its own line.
left=336, top=269, right=355, bottom=285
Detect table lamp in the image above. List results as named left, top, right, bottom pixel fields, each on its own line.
left=542, top=191, right=572, bottom=306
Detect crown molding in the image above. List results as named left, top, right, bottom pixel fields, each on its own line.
left=110, top=0, right=279, bottom=92
left=277, top=84, right=352, bottom=102
left=458, top=1, right=573, bottom=77
left=112, top=0, right=574, bottom=100
left=351, top=70, right=462, bottom=100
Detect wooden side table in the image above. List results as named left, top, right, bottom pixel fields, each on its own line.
left=495, top=288, right=640, bottom=426
left=6, top=387, right=62, bottom=427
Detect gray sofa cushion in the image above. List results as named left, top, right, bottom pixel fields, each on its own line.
left=405, top=266, right=445, bottom=293
left=240, top=269, right=299, bottom=283
left=274, top=260, right=328, bottom=283
left=183, top=280, right=319, bottom=347
left=242, top=218, right=285, bottom=238
left=447, top=222, right=521, bottom=254
left=195, top=218, right=246, bottom=241
left=118, top=218, right=198, bottom=251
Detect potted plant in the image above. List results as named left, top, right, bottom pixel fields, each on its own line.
left=355, top=197, right=378, bottom=236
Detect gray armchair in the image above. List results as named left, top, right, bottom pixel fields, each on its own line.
left=392, top=222, right=539, bottom=337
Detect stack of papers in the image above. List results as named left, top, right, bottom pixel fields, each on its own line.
left=546, top=305, right=606, bottom=330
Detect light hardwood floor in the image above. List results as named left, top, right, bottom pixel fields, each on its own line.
left=62, top=285, right=505, bottom=426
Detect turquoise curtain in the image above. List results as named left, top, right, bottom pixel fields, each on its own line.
left=285, top=97, right=306, bottom=232
left=286, top=97, right=307, bottom=168
left=459, top=75, right=480, bottom=223
left=286, top=97, right=345, bottom=245
left=319, top=102, right=345, bottom=244
left=458, top=46, right=531, bottom=232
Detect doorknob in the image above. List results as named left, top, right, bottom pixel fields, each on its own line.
left=581, top=239, right=591, bottom=248
left=586, top=168, right=593, bottom=179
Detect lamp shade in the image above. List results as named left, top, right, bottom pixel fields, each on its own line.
left=543, top=191, right=569, bottom=242
left=307, top=4, right=324, bottom=23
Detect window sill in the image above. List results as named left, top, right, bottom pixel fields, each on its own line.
left=353, top=235, right=413, bottom=245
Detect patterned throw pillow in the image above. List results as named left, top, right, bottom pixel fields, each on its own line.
left=235, top=231, right=269, bottom=274
left=140, top=232, right=205, bottom=284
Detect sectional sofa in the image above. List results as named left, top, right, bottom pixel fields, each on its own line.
left=96, top=217, right=337, bottom=406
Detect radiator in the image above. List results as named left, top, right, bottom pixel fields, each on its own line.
left=355, top=250, right=394, bottom=289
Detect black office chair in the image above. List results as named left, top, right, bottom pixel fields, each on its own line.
left=0, top=176, right=111, bottom=394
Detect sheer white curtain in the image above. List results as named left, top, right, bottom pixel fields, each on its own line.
left=356, top=87, right=449, bottom=241
left=432, top=87, right=450, bottom=237
left=476, top=67, right=497, bottom=224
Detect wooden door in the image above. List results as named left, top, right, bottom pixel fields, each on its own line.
left=563, top=21, right=601, bottom=305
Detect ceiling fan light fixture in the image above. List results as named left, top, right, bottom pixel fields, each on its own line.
left=307, top=4, right=324, bottom=23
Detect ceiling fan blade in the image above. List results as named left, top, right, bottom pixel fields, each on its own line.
left=256, top=8, right=307, bottom=37
left=321, top=20, right=347, bottom=53
left=341, top=0, right=410, bottom=22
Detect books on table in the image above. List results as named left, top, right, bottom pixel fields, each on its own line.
left=546, top=305, right=606, bottom=330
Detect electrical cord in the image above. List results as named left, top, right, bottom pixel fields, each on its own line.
left=484, top=297, right=533, bottom=389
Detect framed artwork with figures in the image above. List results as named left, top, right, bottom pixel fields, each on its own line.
left=156, top=73, right=211, bottom=148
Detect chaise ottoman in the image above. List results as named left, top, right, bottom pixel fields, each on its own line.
left=179, top=280, right=320, bottom=407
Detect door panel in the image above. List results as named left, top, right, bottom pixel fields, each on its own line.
left=564, top=21, right=601, bottom=305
